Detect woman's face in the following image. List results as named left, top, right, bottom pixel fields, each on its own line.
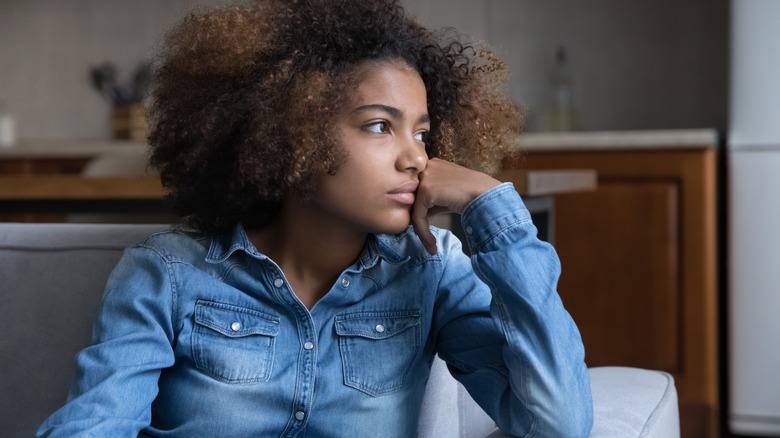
left=311, top=60, right=430, bottom=236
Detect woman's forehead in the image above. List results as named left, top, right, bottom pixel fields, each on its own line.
left=347, top=60, right=427, bottom=108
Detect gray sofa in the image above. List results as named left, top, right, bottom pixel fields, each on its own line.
left=0, top=222, right=680, bottom=437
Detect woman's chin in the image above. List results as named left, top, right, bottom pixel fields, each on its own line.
left=371, top=217, right=413, bottom=236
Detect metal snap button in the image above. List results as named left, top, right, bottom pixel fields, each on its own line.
left=230, top=322, right=242, bottom=331
left=374, top=324, right=385, bottom=333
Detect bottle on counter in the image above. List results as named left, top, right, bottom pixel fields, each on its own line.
left=544, top=46, right=577, bottom=132
left=0, top=102, right=17, bottom=148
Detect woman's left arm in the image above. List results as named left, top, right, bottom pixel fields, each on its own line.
left=414, top=161, right=593, bottom=437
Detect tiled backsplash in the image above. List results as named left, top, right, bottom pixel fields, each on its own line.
left=0, top=0, right=728, bottom=140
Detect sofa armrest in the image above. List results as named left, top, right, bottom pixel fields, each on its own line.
left=482, top=367, right=679, bottom=438
left=419, top=360, right=680, bottom=438
left=588, top=366, right=679, bottom=438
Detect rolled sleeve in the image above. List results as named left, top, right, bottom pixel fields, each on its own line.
left=438, top=182, right=594, bottom=437
left=460, top=183, right=532, bottom=252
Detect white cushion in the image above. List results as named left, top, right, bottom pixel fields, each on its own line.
left=588, top=366, right=680, bottom=438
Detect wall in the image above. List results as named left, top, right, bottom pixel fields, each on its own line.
left=0, top=0, right=223, bottom=140
left=0, top=0, right=728, bottom=140
left=404, top=0, right=729, bottom=133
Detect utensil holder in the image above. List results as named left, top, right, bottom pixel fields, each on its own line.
left=112, top=104, right=147, bottom=141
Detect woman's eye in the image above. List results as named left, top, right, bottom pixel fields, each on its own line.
left=364, top=121, right=390, bottom=134
left=414, top=131, right=429, bottom=142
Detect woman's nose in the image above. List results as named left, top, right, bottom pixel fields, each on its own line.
left=396, top=135, right=428, bottom=173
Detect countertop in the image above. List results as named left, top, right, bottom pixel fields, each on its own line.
left=0, top=129, right=719, bottom=159
left=519, top=128, right=719, bottom=152
left=0, top=139, right=146, bottom=159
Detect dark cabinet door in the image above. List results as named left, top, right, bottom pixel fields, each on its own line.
left=511, top=148, right=718, bottom=438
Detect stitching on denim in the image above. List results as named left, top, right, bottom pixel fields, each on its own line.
left=468, top=216, right=532, bottom=254
left=472, top=262, right=538, bottom=438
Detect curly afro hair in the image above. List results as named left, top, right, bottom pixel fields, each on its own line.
left=148, top=0, right=523, bottom=233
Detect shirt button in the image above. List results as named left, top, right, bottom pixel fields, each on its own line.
left=303, top=342, right=314, bottom=350
left=341, top=277, right=350, bottom=287
left=295, top=411, right=305, bottom=421
left=230, top=322, right=242, bottom=331
left=374, top=324, right=385, bottom=333
left=273, top=278, right=284, bottom=287
left=465, top=226, right=474, bottom=235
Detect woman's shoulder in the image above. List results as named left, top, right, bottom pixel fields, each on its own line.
left=132, top=227, right=212, bottom=262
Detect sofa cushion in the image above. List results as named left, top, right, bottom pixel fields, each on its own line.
left=0, top=223, right=168, bottom=438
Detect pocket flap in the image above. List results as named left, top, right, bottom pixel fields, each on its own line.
left=195, top=300, right=280, bottom=338
left=335, top=311, right=420, bottom=340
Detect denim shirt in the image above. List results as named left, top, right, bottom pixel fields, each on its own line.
left=37, top=183, right=593, bottom=437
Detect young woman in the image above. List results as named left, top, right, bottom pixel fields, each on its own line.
left=38, top=0, right=593, bottom=436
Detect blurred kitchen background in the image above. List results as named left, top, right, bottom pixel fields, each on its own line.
left=0, top=0, right=727, bottom=138
left=3, top=1, right=779, bottom=438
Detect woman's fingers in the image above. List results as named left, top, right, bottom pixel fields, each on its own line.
left=411, top=159, right=501, bottom=255
left=411, top=195, right=437, bottom=255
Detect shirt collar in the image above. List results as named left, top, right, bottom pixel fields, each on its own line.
left=205, top=223, right=263, bottom=264
left=358, top=233, right=409, bottom=269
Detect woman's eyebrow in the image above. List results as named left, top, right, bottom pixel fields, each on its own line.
left=353, top=104, right=430, bottom=124
left=353, top=104, right=403, bottom=119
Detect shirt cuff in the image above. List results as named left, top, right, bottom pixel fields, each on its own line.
left=460, top=182, right=532, bottom=251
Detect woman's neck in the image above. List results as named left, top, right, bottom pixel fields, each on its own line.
left=247, top=197, right=367, bottom=309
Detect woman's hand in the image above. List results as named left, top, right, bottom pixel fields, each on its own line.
left=412, top=158, right=501, bottom=255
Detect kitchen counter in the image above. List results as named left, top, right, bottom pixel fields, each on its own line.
left=0, top=139, right=146, bottom=159
left=1, top=129, right=718, bottom=159
left=1, top=139, right=598, bottom=238
left=519, top=128, right=719, bottom=152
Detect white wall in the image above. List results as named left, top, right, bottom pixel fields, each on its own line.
left=729, top=0, right=780, bottom=147
left=728, top=1, right=780, bottom=433
left=0, top=0, right=728, bottom=139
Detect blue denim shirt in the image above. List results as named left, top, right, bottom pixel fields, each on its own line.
left=37, top=183, right=593, bottom=437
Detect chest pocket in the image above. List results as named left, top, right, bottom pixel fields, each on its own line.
left=192, top=300, right=280, bottom=384
left=335, top=310, right=421, bottom=396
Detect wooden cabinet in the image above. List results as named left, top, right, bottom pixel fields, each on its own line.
left=0, top=157, right=90, bottom=222
left=0, top=140, right=150, bottom=222
left=0, top=157, right=89, bottom=175
left=509, top=147, right=718, bottom=438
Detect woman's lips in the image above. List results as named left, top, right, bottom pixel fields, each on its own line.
left=387, top=181, right=418, bottom=205
left=387, top=192, right=416, bottom=204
